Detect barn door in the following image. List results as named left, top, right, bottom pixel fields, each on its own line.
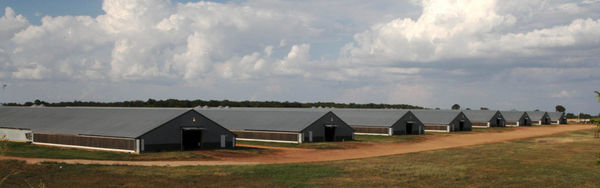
left=324, top=126, right=336, bottom=141
left=182, top=129, right=203, bottom=150
left=406, top=123, right=413, bottom=135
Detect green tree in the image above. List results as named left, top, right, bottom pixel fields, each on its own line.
left=451, top=104, right=460, bottom=110
left=596, top=91, right=600, bottom=162
left=555, top=105, right=566, bottom=112
left=146, top=98, right=157, bottom=106
left=6, top=99, right=428, bottom=109
left=578, top=113, right=592, bottom=119
left=0, top=135, right=8, bottom=155
left=595, top=91, right=600, bottom=141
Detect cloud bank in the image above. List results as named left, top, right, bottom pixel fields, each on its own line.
left=0, top=0, right=599, bottom=113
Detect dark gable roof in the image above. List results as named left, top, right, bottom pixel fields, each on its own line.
left=195, top=107, right=330, bottom=132
left=0, top=107, right=191, bottom=138
left=526, top=111, right=548, bottom=120
left=412, top=110, right=462, bottom=125
left=331, top=109, right=410, bottom=127
left=547, top=112, right=565, bottom=120
left=500, top=111, right=526, bottom=122
left=461, top=110, right=499, bottom=122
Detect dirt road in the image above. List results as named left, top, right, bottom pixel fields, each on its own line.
left=0, top=125, right=594, bottom=166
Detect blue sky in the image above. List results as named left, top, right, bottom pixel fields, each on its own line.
left=0, top=0, right=104, bottom=25
left=0, top=0, right=599, bottom=114
left=0, top=0, right=229, bottom=25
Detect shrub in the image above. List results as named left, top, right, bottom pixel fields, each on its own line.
left=0, top=135, right=8, bottom=155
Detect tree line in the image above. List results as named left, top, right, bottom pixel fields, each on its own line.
left=566, top=113, right=595, bottom=119
left=3, top=99, right=426, bottom=109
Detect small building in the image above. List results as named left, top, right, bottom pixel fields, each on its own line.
left=0, top=107, right=236, bottom=153
left=0, top=127, right=32, bottom=142
left=500, top=111, right=531, bottom=126
left=196, top=108, right=354, bottom=143
left=548, top=112, right=567, bottom=125
left=567, top=118, right=591, bottom=124
left=412, top=110, right=472, bottom=132
left=462, top=110, right=506, bottom=128
left=526, top=111, right=552, bottom=125
left=332, top=109, right=424, bottom=136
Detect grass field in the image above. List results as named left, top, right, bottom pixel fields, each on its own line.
left=0, top=126, right=534, bottom=160
left=236, top=133, right=426, bottom=149
left=354, top=134, right=425, bottom=143
left=1, top=129, right=599, bottom=187
left=472, top=126, right=517, bottom=131
left=1, top=142, right=270, bottom=161
left=238, top=127, right=519, bottom=148
left=236, top=140, right=357, bottom=149
left=449, top=126, right=518, bottom=135
left=0, top=133, right=454, bottom=160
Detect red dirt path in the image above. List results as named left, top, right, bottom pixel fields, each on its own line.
left=0, top=125, right=594, bottom=166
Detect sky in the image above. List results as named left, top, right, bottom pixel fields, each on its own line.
left=0, top=0, right=599, bottom=114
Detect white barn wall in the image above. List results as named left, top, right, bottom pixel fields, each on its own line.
left=0, top=128, right=32, bottom=142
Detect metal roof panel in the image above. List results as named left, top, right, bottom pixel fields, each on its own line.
left=0, top=107, right=190, bottom=138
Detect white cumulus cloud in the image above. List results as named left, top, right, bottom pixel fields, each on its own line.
left=550, top=90, right=576, bottom=98
left=0, top=0, right=599, bottom=113
left=341, top=0, right=600, bottom=63
left=1, top=0, right=321, bottom=83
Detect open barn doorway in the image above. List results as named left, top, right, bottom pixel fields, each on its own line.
left=182, top=128, right=203, bottom=150
left=496, top=118, right=502, bottom=127
left=324, top=125, right=336, bottom=141
left=406, top=122, right=413, bottom=135
left=459, top=121, right=465, bottom=131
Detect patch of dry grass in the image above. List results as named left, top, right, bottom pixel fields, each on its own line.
left=2, top=142, right=270, bottom=161
left=323, top=129, right=600, bottom=187
left=1, top=130, right=599, bottom=187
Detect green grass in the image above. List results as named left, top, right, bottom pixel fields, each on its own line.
left=0, top=160, right=342, bottom=187
left=236, top=140, right=301, bottom=148
left=353, top=134, right=425, bottom=143
left=2, top=129, right=600, bottom=187
left=324, top=130, right=600, bottom=187
left=1, top=126, right=517, bottom=161
left=424, top=126, right=517, bottom=135
left=0, top=125, right=557, bottom=161
left=231, top=164, right=340, bottom=187
left=237, top=134, right=425, bottom=149
left=236, top=140, right=355, bottom=149
left=2, top=142, right=138, bottom=160
left=1, top=142, right=269, bottom=161
left=423, top=126, right=516, bottom=136
left=3, top=133, right=424, bottom=161
left=470, top=126, right=516, bottom=133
